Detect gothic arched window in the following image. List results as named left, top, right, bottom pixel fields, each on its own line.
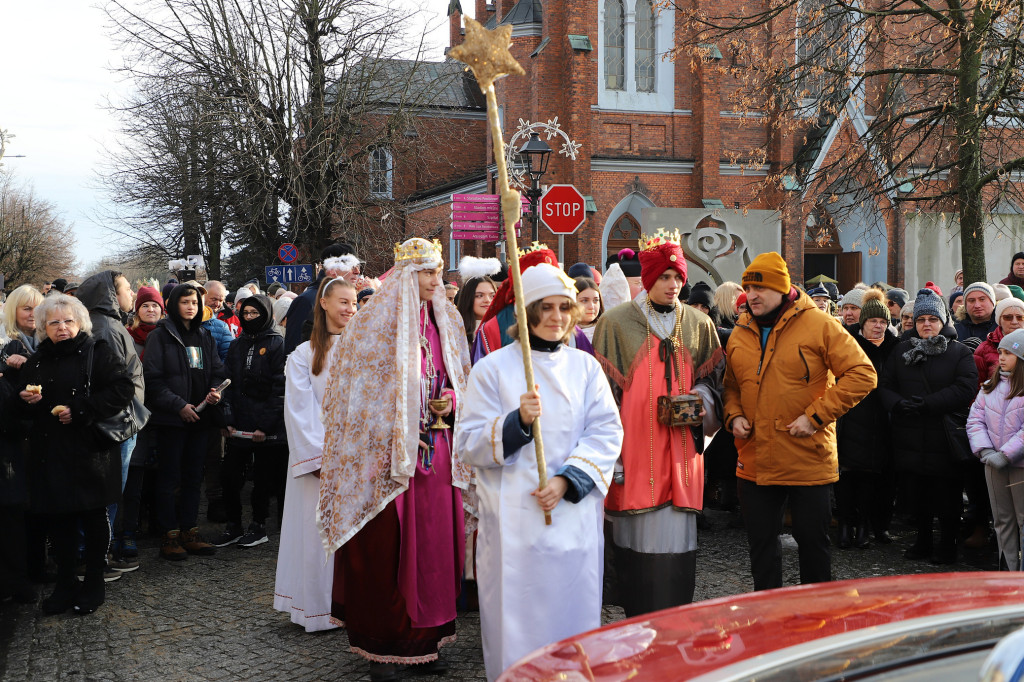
left=607, top=213, right=641, bottom=260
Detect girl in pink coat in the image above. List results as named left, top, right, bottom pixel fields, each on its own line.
left=967, top=328, right=1024, bottom=570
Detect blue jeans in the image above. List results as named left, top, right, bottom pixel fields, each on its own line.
left=155, top=427, right=209, bottom=533
left=106, top=434, right=138, bottom=539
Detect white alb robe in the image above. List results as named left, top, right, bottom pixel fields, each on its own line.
left=457, top=342, right=622, bottom=681
left=273, top=340, right=338, bottom=632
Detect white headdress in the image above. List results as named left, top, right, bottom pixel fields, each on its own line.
left=600, top=263, right=632, bottom=311
left=323, top=254, right=361, bottom=274
left=458, top=256, right=502, bottom=281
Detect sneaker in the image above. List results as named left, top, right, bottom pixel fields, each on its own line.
left=213, top=523, right=244, bottom=547
left=181, top=527, right=216, bottom=556
left=79, top=564, right=123, bottom=582
left=160, top=531, right=188, bottom=561
left=109, top=555, right=140, bottom=573
left=237, top=522, right=268, bottom=548
left=121, top=533, right=139, bottom=559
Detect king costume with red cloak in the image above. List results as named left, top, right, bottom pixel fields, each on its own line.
left=471, top=246, right=593, bottom=362
left=317, top=238, right=473, bottom=666
left=593, top=236, right=724, bottom=618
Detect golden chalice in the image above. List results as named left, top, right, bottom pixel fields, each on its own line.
left=428, top=397, right=452, bottom=430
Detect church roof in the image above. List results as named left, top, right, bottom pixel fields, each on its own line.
left=330, top=59, right=484, bottom=111
left=485, top=0, right=542, bottom=29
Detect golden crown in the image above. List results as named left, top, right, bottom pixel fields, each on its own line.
left=394, top=238, right=444, bottom=263
left=639, top=228, right=682, bottom=252
left=516, top=241, right=551, bottom=259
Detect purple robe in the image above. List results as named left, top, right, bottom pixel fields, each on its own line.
left=333, top=304, right=465, bottom=663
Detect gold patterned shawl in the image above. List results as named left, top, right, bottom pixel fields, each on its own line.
left=316, top=251, right=473, bottom=558
left=593, top=297, right=723, bottom=396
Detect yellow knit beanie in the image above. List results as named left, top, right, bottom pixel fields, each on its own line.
left=742, top=252, right=791, bottom=294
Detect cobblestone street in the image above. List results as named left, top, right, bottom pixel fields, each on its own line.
left=0, top=504, right=999, bottom=681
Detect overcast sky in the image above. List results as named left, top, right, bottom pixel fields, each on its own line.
left=0, top=1, right=449, bottom=273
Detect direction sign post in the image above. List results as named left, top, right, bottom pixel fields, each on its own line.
left=540, top=184, right=586, bottom=235
left=266, top=264, right=313, bottom=285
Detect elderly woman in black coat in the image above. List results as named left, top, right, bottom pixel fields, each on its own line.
left=878, top=289, right=978, bottom=565
left=15, top=294, right=134, bottom=615
left=836, top=290, right=902, bottom=550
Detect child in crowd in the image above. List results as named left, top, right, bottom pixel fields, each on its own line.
left=215, top=294, right=287, bottom=548
left=967, top=328, right=1024, bottom=570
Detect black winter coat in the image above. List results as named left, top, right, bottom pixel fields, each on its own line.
left=76, top=271, right=146, bottom=407
left=222, top=295, right=286, bottom=440
left=837, top=326, right=900, bottom=473
left=142, top=317, right=226, bottom=429
left=15, top=333, right=135, bottom=514
left=0, top=377, right=29, bottom=508
left=877, top=326, right=978, bottom=478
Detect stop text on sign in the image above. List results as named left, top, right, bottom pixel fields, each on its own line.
left=539, top=184, right=586, bottom=235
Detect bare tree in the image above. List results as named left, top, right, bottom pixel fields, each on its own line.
left=676, top=0, right=1024, bottom=282
left=103, top=0, right=465, bottom=277
left=0, top=172, right=78, bottom=287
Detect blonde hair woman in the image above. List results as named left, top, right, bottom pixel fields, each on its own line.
left=2, top=285, right=45, bottom=379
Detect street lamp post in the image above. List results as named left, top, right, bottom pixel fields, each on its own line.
left=518, top=132, right=552, bottom=243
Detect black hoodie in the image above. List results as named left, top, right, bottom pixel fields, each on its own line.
left=222, top=294, right=286, bottom=439
left=142, top=284, right=226, bottom=428
left=76, top=271, right=145, bottom=406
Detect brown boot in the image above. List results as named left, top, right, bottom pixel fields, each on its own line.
left=160, top=531, right=188, bottom=561
left=964, top=525, right=988, bottom=549
left=181, top=527, right=216, bottom=556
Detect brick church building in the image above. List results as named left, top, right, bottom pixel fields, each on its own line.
left=384, top=0, right=1022, bottom=292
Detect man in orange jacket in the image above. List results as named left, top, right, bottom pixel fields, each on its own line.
left=724, top=252, right=876, bottom=590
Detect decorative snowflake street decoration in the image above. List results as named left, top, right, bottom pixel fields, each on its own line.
left=504, top=117, right=582, bottom=191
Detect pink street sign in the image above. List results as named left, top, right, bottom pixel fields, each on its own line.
left=451, top=194, right=530, bottom=240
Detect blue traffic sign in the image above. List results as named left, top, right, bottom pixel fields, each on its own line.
left=265, top=264, right=313, bottom=284
left=278, top=243, right=298, bottom=264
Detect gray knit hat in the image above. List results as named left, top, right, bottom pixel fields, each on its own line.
left=841, top=288, right=866, bottom=309
left=962, top=281, right=995, bottom=305
left=913, top=288, right=948, bottom=324
left=886, top=288, right=909, bottom=308
left=998, top=328, right=1024, bottom=362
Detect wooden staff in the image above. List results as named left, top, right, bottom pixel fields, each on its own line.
left=450, top=17, right=552, bottom=525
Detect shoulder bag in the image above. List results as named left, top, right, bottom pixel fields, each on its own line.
left=85, top=342, right=151, bottom=444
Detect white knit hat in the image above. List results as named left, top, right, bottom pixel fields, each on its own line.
left=841, top=288, right=865, bottom=309
left=235, top=287, right=253, bottom=302
left=993, top=283, right=1012, bottom=302
left=520, top=263, right=577, bottom=307
left=962, top=281, right=995, bottom=305
left=995, top=296, right=1024, bottom=322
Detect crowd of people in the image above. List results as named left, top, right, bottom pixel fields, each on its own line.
left=2, top=239, right=1024, bottom=681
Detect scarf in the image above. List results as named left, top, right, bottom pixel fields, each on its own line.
left=903, top=334, right=949, bottom=366
left=15, top=330, right=37, bottom=354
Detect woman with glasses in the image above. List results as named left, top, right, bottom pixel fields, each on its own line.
left=13, top=294, right=134, bottom=615
left=974, top=297, right=1024, bottom=388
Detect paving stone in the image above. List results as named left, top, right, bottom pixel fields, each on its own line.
left=0, top=498, right=999, bottom=681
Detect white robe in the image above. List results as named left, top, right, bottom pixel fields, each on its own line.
left=273, top=340, right=338, bottom=632
left=457, top=343, right=623, bottom=681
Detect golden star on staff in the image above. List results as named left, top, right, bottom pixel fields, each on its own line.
left=448, top=17, right=525, bottom=92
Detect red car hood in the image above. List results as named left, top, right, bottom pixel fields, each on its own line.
left=500, top=573, right=1024, bottom=681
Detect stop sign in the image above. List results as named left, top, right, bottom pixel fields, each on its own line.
left=540, top=184, right=586, bottom=234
